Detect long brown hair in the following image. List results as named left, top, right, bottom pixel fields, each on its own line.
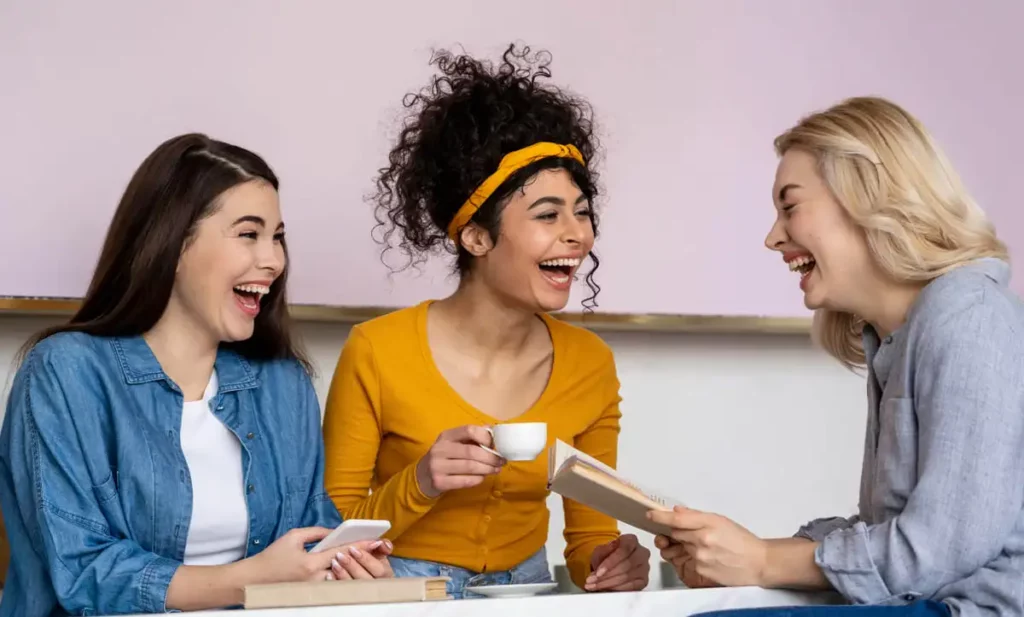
left=22, top=133, right=310, bottom=371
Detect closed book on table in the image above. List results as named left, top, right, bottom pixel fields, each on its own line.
left=243, top=576, right=450, bottom=609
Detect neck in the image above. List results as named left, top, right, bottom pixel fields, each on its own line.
left=434, top=279, right=541, bottom=354
left=143, top=302, right=219, bottom=399
left=856, top=279, right=924, bottom=338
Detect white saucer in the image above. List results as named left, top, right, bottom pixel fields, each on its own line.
left=467, top=582, right=558, bottom=598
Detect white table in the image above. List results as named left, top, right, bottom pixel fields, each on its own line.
left=124, top=587, right=843, bottom=616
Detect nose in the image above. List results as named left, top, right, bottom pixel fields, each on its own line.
left=560, top=211, right=589, bottom=246
left=764, top=216, right=788, bottom=252
left=258, top=238, right=286, bottom=278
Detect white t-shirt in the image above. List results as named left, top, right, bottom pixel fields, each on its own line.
left=180, top=371, right=250, bottom=565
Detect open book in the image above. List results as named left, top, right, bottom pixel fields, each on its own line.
left=243, top=576, right=450, bottom=609
left=547, top=439, right=682, bottom=536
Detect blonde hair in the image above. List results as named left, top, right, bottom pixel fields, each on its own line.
left=774, top=96, right=1008, bottom=368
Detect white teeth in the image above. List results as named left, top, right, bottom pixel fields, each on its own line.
left=539, top=257, right=582, bottom=268
left=233, top=284, right=270, bottom=296
left=787, top=256, right=816, bottom=272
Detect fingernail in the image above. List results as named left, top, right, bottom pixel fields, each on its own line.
left=596, top=568, right=606, bottom=578
left=336, top=553, right=349, bottom=563
left=646, top=512, right=653, bottom=519
left=384, top=539, right=393, bottom=550
left=326, top=572, right=335, bottom=581
left=331, top=558, right=340, bottom=569
left=586, top=575, right=596, bottom=584
left=349, top=546, right=362, bottom=557
left=369, top=540, right=383, bottom=550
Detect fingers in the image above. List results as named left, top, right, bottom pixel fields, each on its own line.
left=592, top=535, right=636, bottom=577
left=659, top=542, right=689, bottom=561
left=589, top=559, right=651, bottom=592
left=332, top=548, right=375, bottom=580
left=647, top=506, right=708, bottom=532
left=654, top=534, right=673, bottom=550
left=289, top=526, right=333, bottom=545
left=435, top=475, right=487, bottom=492
left=437, top=456, right=502, bottom=477
left=440, top=425, right=493, bottom=447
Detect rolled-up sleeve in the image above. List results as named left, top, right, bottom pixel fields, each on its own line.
left=815, top=301, right=1024, bottom=604
left=794, top=515, right=859, bottom=542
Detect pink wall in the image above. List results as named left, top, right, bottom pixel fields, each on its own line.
left=1, top=1, right=1020, bottom=317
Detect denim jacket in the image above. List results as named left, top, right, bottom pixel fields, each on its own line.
left=0, top=333, right=342, bottom=616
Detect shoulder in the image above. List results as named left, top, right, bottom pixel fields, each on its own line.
left=349, top=304, right=421, bottom=345
left=9, top=332, right=115, bottom=425
left=545, top=316, right=618, bottom=386
left=910, top=260, right=1024, bottom=353
left=247, top=355, right=314, bottom=391
left=546, top=316, right=615, bottom=360
left=20, top=331, right=116, bottom=386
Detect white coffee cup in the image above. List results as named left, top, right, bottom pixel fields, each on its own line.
left=481, top=422, right=547, bottom=461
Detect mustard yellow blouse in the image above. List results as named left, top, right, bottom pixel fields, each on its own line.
left=322, top=301, right=622, bottom=588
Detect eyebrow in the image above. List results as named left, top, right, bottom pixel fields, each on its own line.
left=527, top=194, right=589, bottom=209
left=777, top=183, right=802, bottom=203
left=233, top=215, right=285, bottom=231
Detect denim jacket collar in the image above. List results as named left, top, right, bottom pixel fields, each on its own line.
left=111, top=335, right=258, bottom=392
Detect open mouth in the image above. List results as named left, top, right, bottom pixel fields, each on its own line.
left=788, top=255, right=817, bottom=287
left=538, top=257, right=581, bottom=288
left=233, top=283, right=270, bottom=316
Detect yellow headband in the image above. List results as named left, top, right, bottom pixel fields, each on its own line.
left=447, top=142, right=585, bottom=241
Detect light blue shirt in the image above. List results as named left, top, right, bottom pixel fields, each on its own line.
left=0, top=333, right=342, bottom=616
left=796, top=258, right=1024, bottom=617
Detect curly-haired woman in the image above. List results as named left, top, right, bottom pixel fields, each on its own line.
left=320, top=44, right=650, bottom=599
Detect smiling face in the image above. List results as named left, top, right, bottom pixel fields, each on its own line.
left=461, top=168, right=595, bottom=312
left=170, top=180, right=286, bottom=344
left=765, top=149, right=881, bottom=313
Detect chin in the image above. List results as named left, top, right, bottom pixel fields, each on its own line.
left=221, top=320, right=256, bottom=343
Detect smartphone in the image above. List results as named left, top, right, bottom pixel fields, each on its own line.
left=310, top=519, right=392, bottom=553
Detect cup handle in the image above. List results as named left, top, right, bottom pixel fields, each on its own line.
left=480, top=426, right=500, bottom=457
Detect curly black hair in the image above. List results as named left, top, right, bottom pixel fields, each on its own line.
left=372, top=43, right=603, bottom=310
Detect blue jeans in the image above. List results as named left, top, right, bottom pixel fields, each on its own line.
left=695, top=601, right=951, bottom=617
left=389, top=548, right=554, bottom=599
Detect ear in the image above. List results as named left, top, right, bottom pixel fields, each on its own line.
left=458, top=223, right=494, bottom=257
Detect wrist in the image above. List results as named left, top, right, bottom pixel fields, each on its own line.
left=414, top=458, right=440, bottom=499
left=224, top=557, right=259, bottom=601
left=759, top=538, right=821, bottom=589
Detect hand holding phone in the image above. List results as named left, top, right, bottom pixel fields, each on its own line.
left=309, top=519, right=392, bottom=554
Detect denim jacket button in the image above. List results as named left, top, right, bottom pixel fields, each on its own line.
left=253, top=538, right=261, bottom=545
left=247, top=484, right=255, bottom=493
left=246, top=432, right=255, bottom=439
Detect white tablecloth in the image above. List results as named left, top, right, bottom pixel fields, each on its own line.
left=120, top=587, right=843, bottom=616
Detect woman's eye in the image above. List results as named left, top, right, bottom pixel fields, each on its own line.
left=240, top=231, right=258, bottom=239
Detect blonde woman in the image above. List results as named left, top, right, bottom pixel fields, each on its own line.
left=651, top=97, right=1024, bottom=617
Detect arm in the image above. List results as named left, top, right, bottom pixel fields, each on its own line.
left=322, top=328, right=438, bottom=538
left=562, top=353, right=623, bottom=589
left=813, top=303, right=1024, bottom=604
left=293, top=364, right=344, bottom=531
left=7, top=350, right=182, bottom=614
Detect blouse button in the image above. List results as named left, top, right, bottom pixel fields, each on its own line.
left=883, top=335, right=893, bottom=344
left=253, top=538, right=261, bottom=546
left=246, top=432, right=255, bottom=440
